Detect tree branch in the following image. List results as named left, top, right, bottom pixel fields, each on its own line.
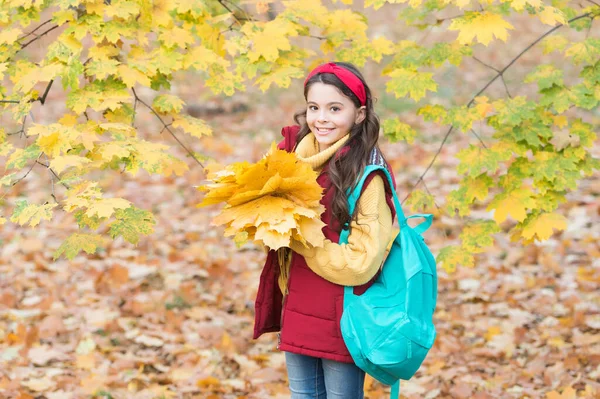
left=217, top=0, right=251, bottom=25
left=39, top=80, right=54, bottom=105
left=472, top=56, right=512, bottom=98
left=20, top=25, right=60, bottom=51
left=35, top=160, right=71, bottom=190
left=470, top=128, right=488, bottom=149
left=1, top=80, right=54, bottom=106
left=17, top=19, right=52, bottom=43
left=401, top=12, right=593, bottom=205
left=467, top=12, right=592, bottom=108
left=131, top=88, right=205, bottom=169
left=11, top=153, right=43, bottom=187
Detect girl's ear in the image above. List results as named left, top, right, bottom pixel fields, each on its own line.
left=355, top=106, right=366, bottom=124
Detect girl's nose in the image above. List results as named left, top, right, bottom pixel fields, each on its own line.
left=318, top=110, right=328, bottom=122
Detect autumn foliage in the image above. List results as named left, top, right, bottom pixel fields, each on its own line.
left=197, top=143, right=326, bottom=250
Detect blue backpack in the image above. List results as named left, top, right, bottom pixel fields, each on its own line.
left=339, top=164, right=438, bottom=399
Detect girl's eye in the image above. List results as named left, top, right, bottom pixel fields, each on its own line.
left=331, top=107, right=340, bottom=112
left=308, top=105, right=318, bottom=111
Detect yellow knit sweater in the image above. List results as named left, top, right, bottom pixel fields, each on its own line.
left=278, top=133, right=394, bottom=294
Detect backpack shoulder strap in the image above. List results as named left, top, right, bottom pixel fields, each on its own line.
left=346, top=166, right=405, bottom=225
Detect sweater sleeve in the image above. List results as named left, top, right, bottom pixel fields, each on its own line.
left=289, top=174, right=394, bottom=286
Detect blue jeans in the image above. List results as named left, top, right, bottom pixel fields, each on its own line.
left=284, top=351, right=365, bottom=399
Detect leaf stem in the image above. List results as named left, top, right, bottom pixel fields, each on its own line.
left=131, top=88, right=205, bottom=169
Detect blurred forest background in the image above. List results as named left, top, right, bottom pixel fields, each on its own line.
left=0, top=0, right=599, bottom=398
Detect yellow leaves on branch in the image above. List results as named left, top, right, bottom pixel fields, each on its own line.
left=197, top=144, right=326, bottom=250
left=449, top=12, right=514, bottom=46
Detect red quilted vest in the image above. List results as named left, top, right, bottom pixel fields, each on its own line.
left=253, top=125, right=396, bottom=363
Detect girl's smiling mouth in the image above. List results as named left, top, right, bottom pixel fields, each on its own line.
left=315, top=127, right=335, bottom=134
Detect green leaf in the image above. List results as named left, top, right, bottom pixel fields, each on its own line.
left=445, top=186, right=470, bottom=217
left=152, top=94, right=185, bottom=114
left=524, top=65, right=563, bottom=90
left=405, top=189, right=435, bottom=212
left=459, top=220, right=501, bottom=253
left=456, top=144, right=507, bottom=176
left=10, top=200, right=57, bottom=227
left=6, top=144, right=40, bottom=169
left=437, top=245, right=474, bottom=273
left=564, top=38, right=600, bottom=65
left=569, top=119, right=597, bottom=147
left=492, top=96, right=536, bottom=127
left=382, top=118, right=417, bottom=143
left=539, top=85, right=574, bottom=113
left=53, top=233, right=107, bottom=260
left=385, top=68, right=437, bottom=101
left=108, top=206, right=156, bottom=244
left=417, top=104, right=447, bottom=124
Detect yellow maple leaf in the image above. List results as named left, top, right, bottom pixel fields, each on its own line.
left=244, top=19, right=298, bottom=62
left=509, top=0, right=541, bottom=11
left=0, top=27, right=23, bottom=45
left=99, top=142, right=131, bottom=161
left=37, top=132, right=72, bottom=158
left=117, top=64, right=151, bottom=88
left=49, top=155, right=92, bottom=174
left=448, top=12, right=514, bottom=46
left=521, top=212, right=567, bottom=241
left=537, top=6, right=567, bottom=26
left=486, top=187, right=536, bottom=223
left=172, top=115, right=212, bottom=138
left=199, top=144, right=326, bottom=250
left=85, top=198, right=131, bottom=219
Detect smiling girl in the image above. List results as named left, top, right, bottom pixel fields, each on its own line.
left=253, top=62, right=398, bottom=399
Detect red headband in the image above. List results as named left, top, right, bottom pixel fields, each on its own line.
left=304, top=62, right=367, bottom=106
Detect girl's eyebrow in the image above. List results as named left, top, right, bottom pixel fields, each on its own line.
left=307, top=101, right=344, bottom=106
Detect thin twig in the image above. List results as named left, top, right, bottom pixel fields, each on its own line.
left=11, top=153, right=43, bottom=186
left=309, top=34, right=353, bottom=43
left=132, top=88, right=204, bottom=168
left=1, top=80, right=54, bottom=105
left=34, top=160, right=71, bottom=190
left=222, top=0, right=254, bottom=21
left=421, top=180, right=442, bottom=211
left=131, top=96, right=138, bottom=127
left=217, top=0, right=250, bottom=25
left=17, top=19, right=52, bottom=42
left=402, top=12, right=593, bottom=204
left=467, top=12, right=591, bottom=108
left=470, top=128, right=488, bottom=149
left=20, top=25, right=60, bottom=51
left=472, top=56, right=513, bottom=97
left=42, top=153, right=59, bottom=203
left=585, top=0, right=599, bottom=7
left=39, top=80, right=54, bottom=105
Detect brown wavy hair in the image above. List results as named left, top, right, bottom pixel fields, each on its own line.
left=293, top=61, right=387, bottom=228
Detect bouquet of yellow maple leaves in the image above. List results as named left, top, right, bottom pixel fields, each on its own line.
left=196, top=143, right=326, bottom=250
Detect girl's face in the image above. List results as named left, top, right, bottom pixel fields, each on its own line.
left=306, top=82, right=366, bottom=152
